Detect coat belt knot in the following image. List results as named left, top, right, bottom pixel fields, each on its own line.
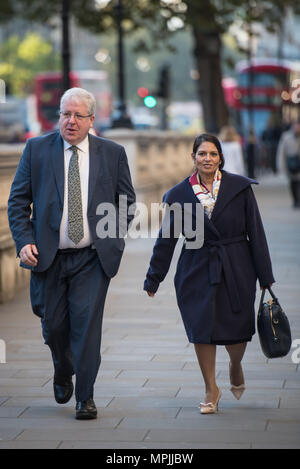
left=204, top=235, right=247, bottom=314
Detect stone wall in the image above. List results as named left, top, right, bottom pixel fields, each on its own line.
left=103, top=129, right=194, bottom=213
left=0, top=144, right=30, bottom=303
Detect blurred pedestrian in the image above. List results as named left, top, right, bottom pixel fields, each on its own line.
left=261, top=115, right=282, bottom=174
left=276, top=120, right=300, bottom=208
left=245, top=128, right=259, bottom=179
left=219, top=125, right=245, bottom=175
left=144, top=133, right=274, bottom=414
left=8, top=87, right=135, bottom=420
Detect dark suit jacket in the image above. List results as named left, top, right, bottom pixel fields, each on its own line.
left=8, top=131, right=136, bottom=278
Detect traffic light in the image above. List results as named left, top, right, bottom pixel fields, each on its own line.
left=144, top=96, right=157, bottom=108
left=137, top=87, right=149, bottom=98
left=157, top=65, right=170, bottom=99
left=137, top=87, right=157, bottom=108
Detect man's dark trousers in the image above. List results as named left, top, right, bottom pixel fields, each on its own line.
left=30, top=246, right=110, bottom=402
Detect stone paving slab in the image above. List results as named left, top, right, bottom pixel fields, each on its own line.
left=0, top=407, right=26, bottom=418
left=2, top=396, right=112, bottom=409
left=0, top=174, right=299, bottom=449
left=0, top=428, right=24, bottom=441
left=144, top=428, right=300, bottom=445
left=57, top=441, right=252, bottom=449
left=0, top=416, right=122, bottom=430
left=0, top=441, right=60, bottom=449
left=16, top=428, right=149, bottom=442
left=117, top=416, right=267, bottom=431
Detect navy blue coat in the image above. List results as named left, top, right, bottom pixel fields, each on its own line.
left=144, top=171, right=275, bottom=344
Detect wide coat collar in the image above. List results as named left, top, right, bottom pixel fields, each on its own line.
left=49, top=131, right=104, bottom=210
left=186, top=170, right=258, bottom=222
left=210, top=170, right=257, bottom=222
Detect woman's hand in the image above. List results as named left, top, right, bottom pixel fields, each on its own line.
left=146, top=291, right=155, bottom=298
left=260, top=284, right=273, bottom=291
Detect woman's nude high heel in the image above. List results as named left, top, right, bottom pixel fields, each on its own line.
left=199, top=389, right=222, bottom=414
left=229, top=363, right=245, bottom=400
left=230, top=383, right=245, bottom=400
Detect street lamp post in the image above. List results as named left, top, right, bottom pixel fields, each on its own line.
left=62, top=0, right=71, bottom=92
left=111, top=0, right=133, bottom=128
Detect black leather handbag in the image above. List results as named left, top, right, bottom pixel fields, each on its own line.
left=257, top=287, right=292, bottom=359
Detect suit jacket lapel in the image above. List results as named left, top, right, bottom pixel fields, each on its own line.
left=88, top=134, right=103, bottom=210
left=50, top=132, right=64, bottom=207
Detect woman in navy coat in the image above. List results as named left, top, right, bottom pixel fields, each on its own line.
left=144, top=134, right=275, bottom=414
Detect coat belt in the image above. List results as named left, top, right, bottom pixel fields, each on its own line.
left=204, top=235, right=247, bottom=314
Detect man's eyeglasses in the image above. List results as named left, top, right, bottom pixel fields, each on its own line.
left=60, top=111, right=93, bottom=121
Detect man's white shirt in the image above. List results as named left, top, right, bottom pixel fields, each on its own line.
left=59, top=136, right=92, bottom=249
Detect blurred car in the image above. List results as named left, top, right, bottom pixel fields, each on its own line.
left=0, top=95, right=39, bottom=143
left=129, top=106, right=159, bottom=130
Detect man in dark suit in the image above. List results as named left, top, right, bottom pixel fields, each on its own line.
left=8, top=87, right=136, bottom=420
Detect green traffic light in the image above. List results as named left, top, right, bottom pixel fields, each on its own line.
left=144, top=96, right=157, bottom=108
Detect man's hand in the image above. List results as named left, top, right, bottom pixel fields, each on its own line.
left=19, top=244, right=39, bottom=267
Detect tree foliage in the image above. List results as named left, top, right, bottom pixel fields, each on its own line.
left=0, top=1, right=297, bottom=36
left=1, top=0, right=299, bottom=130
left=1, top=1, right=300, bottom=53
left=0, top=33, right=60, bottom=96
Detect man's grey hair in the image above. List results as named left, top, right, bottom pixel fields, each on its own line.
left=60, top=87, right=96, bottom=115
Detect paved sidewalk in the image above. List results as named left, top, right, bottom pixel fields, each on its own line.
left=0, top=173, right=299, bottom=449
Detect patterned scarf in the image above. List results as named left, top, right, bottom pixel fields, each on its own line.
left=189, top=169, right=222, bottom=219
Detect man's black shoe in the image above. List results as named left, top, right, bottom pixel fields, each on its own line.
left=75, top=398, right=97, bottom=420
left=53, top=376, right=74, bottom=404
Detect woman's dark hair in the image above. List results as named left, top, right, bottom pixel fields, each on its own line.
left=192, top=133, right=225, bottom=169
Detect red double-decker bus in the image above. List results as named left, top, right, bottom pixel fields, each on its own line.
left=223, top=58, right=300, bottom=139
left=35, top=70, right=112, bottom=132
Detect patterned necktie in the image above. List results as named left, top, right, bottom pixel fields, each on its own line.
left=68, top=145, right=84, bottom=244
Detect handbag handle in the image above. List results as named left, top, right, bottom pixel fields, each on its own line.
left=259, top=286, right=279, bottom=310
